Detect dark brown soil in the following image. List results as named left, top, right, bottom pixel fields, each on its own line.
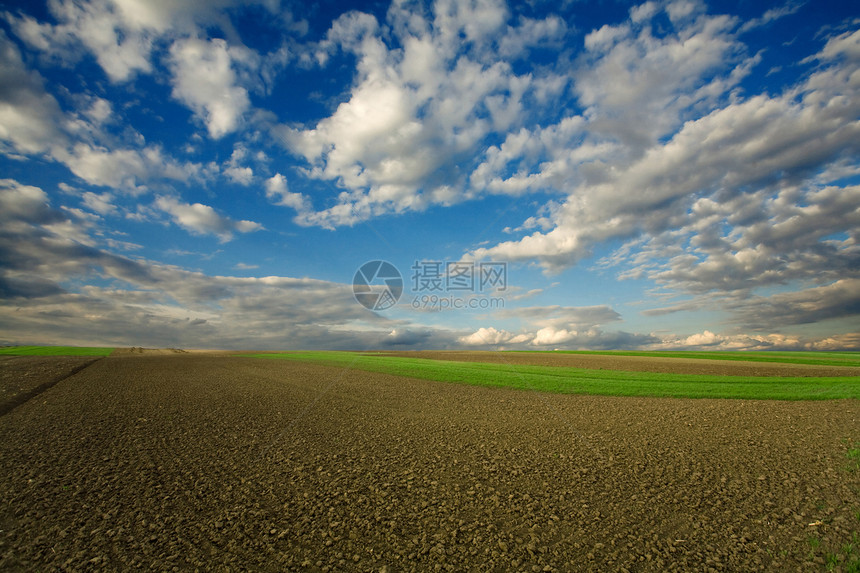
left=0, top=356, right=101, bottom=415
left=1, top=353, right=858, bottom=571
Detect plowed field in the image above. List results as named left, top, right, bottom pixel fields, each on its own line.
left=0, top=351, right=858, bottom=571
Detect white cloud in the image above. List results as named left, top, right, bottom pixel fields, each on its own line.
left=6, top=0, right=283, bottom=83
left=457, top=324, right=659, bottom=350
left=532, top=326, right=576, bottom=346
left=24, top=0, right=153, bottom=82
left=806, top=333, right=860, bottom=351
left=80, top=96, right=114, bottom=126
left=629, top=2, right=658, bottom=23
left=264, top=173, right=311, bottom=212
left=681, top=329, right=721, bottom=347
left=0, top=31, right=66, bottom=155
left=498, top=15, right=566, bottom=58
left=278, top=0, right=563, bottom=228
left=0, top=30, right=209, bottom=194
left=472, top=18, right=860, bottom=275
left=738, top=1, right=804, bottom=34
left=621, top=185, right=860, bottom=296
left=225, top=166, right=254, bottom=186
left=155, top=196, right=263, bottom=241
left=458, top=326, right=520, bottom=345
left=456, top=322, right=860, bottom=351
left=458, top=303, right=632, bottom=348
left=817, top=28, right=860, bottom=61
left=576, top=3, right=742, bottom=147
left=6, top=0, right=299, bottom=148
left=646, top=329, right=860, bottom=352
left=223, top=147, right=257, bottom=186
left=52, top=143, right=203, bottom=193
left=168, top=38, right=251, bottom=139
left=81, top=191, right=116, bottom=215
left=58, top=144, right=145, bottom=189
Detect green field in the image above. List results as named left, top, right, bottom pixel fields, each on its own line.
left=0, top=346, right=114, bottom=357
left=540, top=350, right=860, bottom=367
left=246, top=351, right=860, bottom=401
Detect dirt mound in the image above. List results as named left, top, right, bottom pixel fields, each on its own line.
left=0, top=354, right=858, bottom=571
left=113, top=347, right=189, bottom=355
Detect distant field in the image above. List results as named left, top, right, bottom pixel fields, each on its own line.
left=544, top=350, right=860, bottom=367
left=247, top=351, right=860, bottom=400
left=0, top=346, right=114, bottom=357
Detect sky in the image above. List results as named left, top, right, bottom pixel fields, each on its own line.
left=0, top=0, right=858, bottom=351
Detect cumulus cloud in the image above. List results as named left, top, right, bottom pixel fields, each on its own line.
left=458, top=304, right=639, bottom=349
left=7, top=0, right=153, bottom=82
left=457, top=324, right=659, bottom=350
left=498, top=14, right=566, bottom=58
left=457, top=322, right=859, bottom=351
left=222, top=147, right=257, bottom=186
left=6, top=0, right=295, bottom=147
left=277, top=0, right=564, bottom=228
left=0, top=31, right=66, bottom=155
left=5, top=0, right=282, bottom=82
left=531, top=326, right=576, bottom=346
left=0, top=31, right=206, bottom=193
left=264, top=173, right=311, bottom=212
left=80, top=191, right=117, bottom=215
left=155, top=196, right=263, bottom=241
left=471, top=6, right=860, bottom=280
left=815, top=28, right=860, bottom=61
left=616, top=185, right=860, bottom=296
left=53, top=143, right=203, bottom=192
left=576, top=4, right=744, bottom=147
left=649, top=329, right=860, bottom=352
left=168, top=38, right=252, bottom=139
left=459, top=326, right=525, bottom=346
left=225, top=166, right=254, bottom=186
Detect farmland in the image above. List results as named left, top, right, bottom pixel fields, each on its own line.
left=0, top=349, right=858, bottom=571
left=0, top=346, right=115, bottom=357
left=248, top=350, right=860, bottom=400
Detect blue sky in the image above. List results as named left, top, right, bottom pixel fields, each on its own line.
left=0, top=0, right=858, bottom=351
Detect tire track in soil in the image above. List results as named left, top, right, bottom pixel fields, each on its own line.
left=0, top=357, right=103, bottom=416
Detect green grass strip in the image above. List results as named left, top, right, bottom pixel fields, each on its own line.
left=244, top=351, right=860, bottom=400
left=0, top=346, right=115, bottom=356
left=521, top=350, right=860, bottom=368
